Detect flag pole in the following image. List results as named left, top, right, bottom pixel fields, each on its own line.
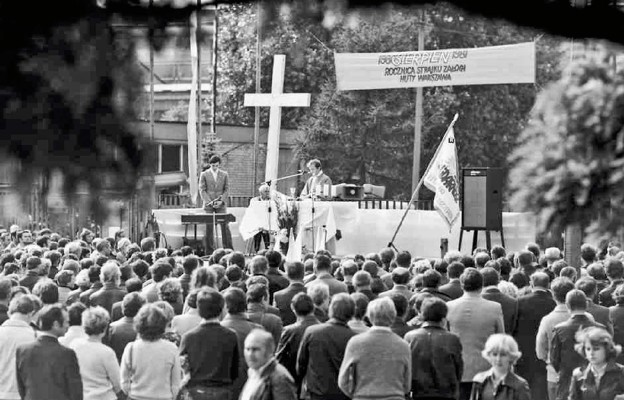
left=387, top=113, right=459, bottom=250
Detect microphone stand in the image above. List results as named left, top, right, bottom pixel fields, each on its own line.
left=263, top=170, right=306, bottom=188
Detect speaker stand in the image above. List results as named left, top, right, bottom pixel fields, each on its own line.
left=458, top=227, right=505, bottom=253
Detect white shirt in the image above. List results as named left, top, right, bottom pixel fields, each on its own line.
left=59, top=326, right=88, bottom=347
left=240, top=358, right=273, bottom=400
left=210, top=168, right=219, bottom=182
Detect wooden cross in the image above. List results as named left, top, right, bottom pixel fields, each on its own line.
left=244, top=55, right=311, bottom=182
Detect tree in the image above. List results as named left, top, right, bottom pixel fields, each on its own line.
left=509, top=51, right=624, bottom=243
left=296, top=3, right=564, bottom=200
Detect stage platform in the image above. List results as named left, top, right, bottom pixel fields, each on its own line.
left=153, top=206, right=535, bottom=259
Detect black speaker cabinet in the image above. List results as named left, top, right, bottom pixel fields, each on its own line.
left=461, top=168, right=503, bottom=230
left=337, top=184, right=364, bottom=200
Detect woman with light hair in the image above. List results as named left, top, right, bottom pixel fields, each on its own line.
left=69, top=306, right=122, bottom=400
left=497, top=281, right=519, bottom=299
left=339, top=297, right=411, bottom=400
left=158, top=278, right=183, bottom=315
left=469, top=334, right=530, bottom=400
left=569, top=327, right=624, bottom=400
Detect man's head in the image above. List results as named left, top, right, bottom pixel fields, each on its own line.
left=19, top=230, right=33, bottom=246
left=575, top=277, right=598, bottom=299
left=307, top=159, right=321, bottom=175
left=379, top=248, right=395, bottom=267
left=246, top=283, right=269, bottom=305
left=490, top=245, right=506, bottom=260
left=244, top=328, right=275, bottom=370
left=196, top=288, right=225, bottom=320
left=551, top=277, right=575, bottom=304
left=604, top=258, right=624, bottom=281
left=265, top=250, right=282, bottom=270
left=422, top=269, right=442, bottom=289
left=389, top=293, right=408, bottom=319
left=460, top=268, right=483, bottom=293
left=580, top=243, right=598, bottom=264
left=208, top=155, right=221, bottom=171
left=516, top=250, right=535, bottom=269
left=391, top=267, right=410, bottom=285
left=313, top=254, right=332, bottom=274
left=530, top=272, right=550, bottom=290
left=32, top=279, right=59, bottom=304
left=140, top=237, right=156, bottom=252
left=565, top=289, right=588, bottom=312
left=284, top=261, right=304, bottom=282
left=291, top=293, right=314, bottom=317
left=122, top=292, right=146, bottom=318
left=353, top=271, right=372, bottom=290
left=481, top=267, right=500, bottom=287
left=250, top=255, right=268, bottom=276
left=328, top=292, right=355, bottom=323
left=100, top=262, right=121, bottom=285
left=474, top=252, right=491, bottom=269
left=526, top=243, right=541, bottom=259
left=224, top=287, right=247, bottom=315
left=38, top=304, right=69, bottom=337
left=395, top=251, right=411, bottom=269
left=367, top=297, right=396, bottom=327
left=0, top=278, right=12, bottom=304
left=308, top=284, right=330, bottom=310
left=421, top=297, right=448, bottom=323
left=447, top=261, right=465, bottom=280
left=544, top=247, right=561, bottom=265
left=183, top=255, right=200, bottom=275
left=258, top=184, right=270, bottom=199
left=8, top=294, right=37, bottom=318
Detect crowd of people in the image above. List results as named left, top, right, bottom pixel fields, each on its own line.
left=0, top=224, right=623, bottom=400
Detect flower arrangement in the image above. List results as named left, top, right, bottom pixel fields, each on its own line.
left=274, top=192, right=298, bottom=239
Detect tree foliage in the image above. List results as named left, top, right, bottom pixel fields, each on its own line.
left=296, top=3, right=564, bottom=200
left=509, top=52, right=624, bottom=241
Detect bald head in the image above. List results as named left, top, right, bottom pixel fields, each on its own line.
left=531, top=272, right=550, bottom=289
left=244, top=328, right=275, bottom=370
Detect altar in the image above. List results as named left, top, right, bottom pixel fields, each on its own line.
left=152, top=203, right=536, bottom=258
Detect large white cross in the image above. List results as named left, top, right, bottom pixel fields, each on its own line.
left=244, top=55, right=311, bottom=182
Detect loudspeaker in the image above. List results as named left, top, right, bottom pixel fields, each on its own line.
left=461, top=168, right=503, bottom=230
left=333, top=184, right=364, bottom=200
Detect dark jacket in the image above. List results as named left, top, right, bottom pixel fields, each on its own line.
left=106, top=316, right=137, bottom=363
left=512, top=288, right=555, bottom=400
left=79, top=282, right=103, bottom=306
left=19, top=271, right=40, bottom=293
left=482, top=287, right=519, bottom=334
left=89, top=283, right=126, bottom=315
left=439, top=279, right=463, bottom=300
left=587, top=300, right=614, bottom=335
left=267, top=269, right=290, bottom=303
left=599, top=279, right=624, bottom=307
left=221, top=313, right=263, bottom=399
left=297, top=318, right=355, bottom=400
left=390, top=317, right=415, bottom=338
left=420, top=287, right=453, bottom=302
left=610, top=305, right=624, bottom=364
left=550, top=314, right=604, bottom=400
left=405, top=324, right=463, bottom=399
left=570, top=361, right=624, bottom=400
left=470, top=370, right=530, bottom=400
left=273, top=282, right=306, bottom=326
left=275, top=314, right=320, bottom=387
left=247, top=302, right=284, bottom=347
left=16, top=335, right=83, bottom=400
left=245, top=358, right=297, bottom=400
left=110, top=301, right=123, bottom=322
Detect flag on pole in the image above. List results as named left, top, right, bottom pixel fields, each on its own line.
left=423, top=115, right=460, bottom=231
left=187, top=12, right=199, bottom=205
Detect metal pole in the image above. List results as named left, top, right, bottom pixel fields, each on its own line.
left=252, top=1, right=262, bottom=195
left=149, top=0, right=155, bottom=142
left=411, top=10, right=425, bottom=200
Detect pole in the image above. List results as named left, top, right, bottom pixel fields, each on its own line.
left=211, top=5, right=218, bottom=135
left=411, top=10, right=425, bottom=199
left=389, top=114, right=458, bottom=248
left=252, top=1, right=262, bottom=195
left=196, top=2, right=202, bottom=188
left=149, top=0, right=155, bottom=142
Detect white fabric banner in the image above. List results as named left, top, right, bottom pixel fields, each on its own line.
left=335, top=42, right=535, bottom=91
left=423, top=125, right=460, bottom=231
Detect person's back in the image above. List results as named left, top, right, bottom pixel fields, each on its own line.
left=405, top=298, right=463, bottom=400
left=297, top=293, right=356, bottom=400
left=246, top=283, right=283, bottom=346
left=16, top=305, right=83, bottom=400
left=0, top=295, right=37, bottom=400
left=89, top=262, right=126, bottom=315
left=610, top=285, right=624, bottom=363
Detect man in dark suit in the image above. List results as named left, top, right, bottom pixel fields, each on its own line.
left=550, top=289, right=604, bottom=400
left=379, top=267, right=413, bottom=302
left=599, top=258, right=624, bottom=307
left=274, top=261, right=307, bottom=326
left=304, top=254, right=347, bottom=297
left=106, top=292, right=144, bottom=362
left=16, top=304, right=83, bottom=400
left=199, top=155, right=233, bottom=252
left=575, top=277, right=614, bottom=335
left=221, top=287, right=263, bottom=399
left=420, top=270, right=452, bottom=302
left=89, top=263, right=126, bottom=315
left=481, top=267, right=518, bottom=334
left=300, top=159, right=332, bottom=200
left=276, top=293, right=320, bottom=396
left=19, top=257, right=42, bottom=292
left=439, top=261, right=464, bottom=300
left=512, top=272, right=556, bottom=400
left=266, top=250, right=289, bottom=302
left=297, top=293, right=356, bottom=400
left=246, top=283, right=283, bottom=347
left=353, top=271, right=377, bottom=301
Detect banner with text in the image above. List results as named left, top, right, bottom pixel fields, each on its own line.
left=334, top=42, right=535, bottom=91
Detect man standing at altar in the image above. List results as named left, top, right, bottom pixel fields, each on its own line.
left=301, top=159, right=332, bottom=200
left=199, top=155, right=233, bottom=252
